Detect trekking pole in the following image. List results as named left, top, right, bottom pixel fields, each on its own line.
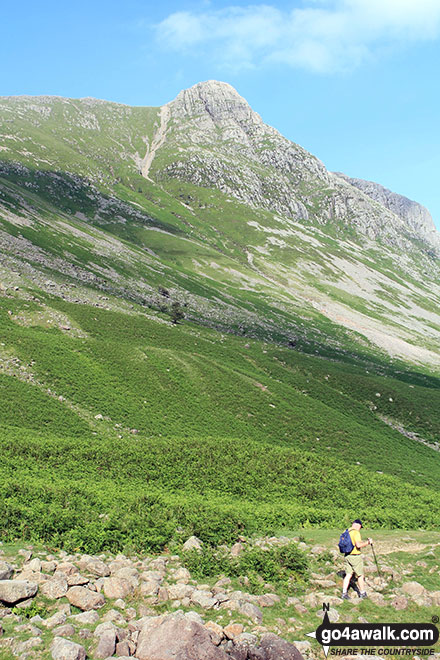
left=371, top=542, right=382, bottom=578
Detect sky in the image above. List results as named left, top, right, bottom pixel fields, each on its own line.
left=1, top=0, right=440, bottom=229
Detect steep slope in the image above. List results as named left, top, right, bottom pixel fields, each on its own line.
left=1, top=83, right=440, bottom=369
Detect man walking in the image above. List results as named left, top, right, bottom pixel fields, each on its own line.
left=342, top=519, right=372, bottom=600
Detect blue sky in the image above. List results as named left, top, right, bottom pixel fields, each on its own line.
left=2, top=0, right=440, bottom=229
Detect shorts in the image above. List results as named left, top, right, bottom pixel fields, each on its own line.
left=344, top=553, right=364, bottom=577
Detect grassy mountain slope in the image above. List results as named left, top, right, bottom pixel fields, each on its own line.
left=0, top=84, right=439, bottom=551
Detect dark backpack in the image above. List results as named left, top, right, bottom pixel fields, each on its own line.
left=338, top=528, right=354, bottom=554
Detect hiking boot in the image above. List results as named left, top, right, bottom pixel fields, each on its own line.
left=359, top=592, right=368, bottom=599
left=342, top=592, right=350, bottom=600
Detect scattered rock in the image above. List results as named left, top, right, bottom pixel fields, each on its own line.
left=95, top=627, right=116, bottom=659
left=66, top=586, right=105, bottom=610
left=0, top=579, right=38, bottom=604
left=402, top=581, right=426, bottom=597
left=41, top=575, right=69, bottom=599
left=0, top=562, right=13, bottom=580
left=391, top=595, right=408, bottom=610
left=260, top=633, right=305, bottom=659
left=136, top=612, right=229, bottom=660
left=183, top=536, right=203, bottom=552
left=51, top=636, right=86, bottom=660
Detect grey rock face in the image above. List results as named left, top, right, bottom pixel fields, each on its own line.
left=154, top=81, right=440, bottom=256
left=335, top=173, right=440, bottom=253
left=155, top=81, right=326, bottom=221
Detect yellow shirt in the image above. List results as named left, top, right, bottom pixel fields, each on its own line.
left=349, top=528, right=362, bottom=555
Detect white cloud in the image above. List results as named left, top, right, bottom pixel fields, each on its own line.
left=155, top=0, right=440, bottom=73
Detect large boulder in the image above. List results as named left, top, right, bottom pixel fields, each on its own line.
left=135, top=612, right=229, bottom=660
left=95, top=628, right=117, bottom=659
left=259, top=633, right=305, bottom=660
left=103, top=576, right=134, bottom=599
left=66, top=586, right=105, bottom=610
left=40, top=575, right=69, bottom=600
left=0, top=579, right=38, bottom=604
left=401, top=581, right=425, bottom=597
left=51, top=637, right=86, bottom=660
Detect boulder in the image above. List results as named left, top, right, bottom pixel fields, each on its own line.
left=66, top=586, right=105, bottom=610
left=316, top=608, right=339, bottom=623
left=135, top=612, right=229, bottom=660
left=51, top=636, right=86, bottom=660
left=40, top=575, right=69, bottom=599
left=237, top=602, right=263, bottom=624
left=190, top=589, right=217, bottom=609
left=230, top=543, right=245, bottom=557
left=140, top=578, right=160, bottom=597
left=53, top=624, right=76, bottom=637
left=391, top=595, right=408, bottom=611
left=27, top=558, right=42, bottom=573
left=0, top=562, right=13, bottom=580
left=205, top=620, right=224, bottom=645
left=182, top=536, right=203, bottom=552
left=402, top=581, right=425, bottom=597
left=174, top=567, right=191, bottom=582
left=70, top=610, right=100, bottom=624
left=0, top=579, right=38, bottom=604
left=83, top=558, right=110, bottom=577
left=103, top=576, right=134, bottom=599
left=95, top=628, right=117, bottom=659
left=43, top=611, right=67, bottom=629
left=116, top=640, right=131, bottom=656
left=257, top=594, right=280, bottom=607
left=224, top=623, right=244, bottom=639
left=259, top=633, right=305, bottom=660
left=168, top=583, right=194, bottom=600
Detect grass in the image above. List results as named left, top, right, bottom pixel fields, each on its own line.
left=1, top=294, right=440, bottom=552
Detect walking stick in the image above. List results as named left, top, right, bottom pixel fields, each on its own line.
left=371, top=542, right=382, bottom=578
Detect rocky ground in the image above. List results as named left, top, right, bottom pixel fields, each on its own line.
left=0, top=534, right=439, bottom=660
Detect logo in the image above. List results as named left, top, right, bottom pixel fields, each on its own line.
left=306, top=606, right=439, bottom=658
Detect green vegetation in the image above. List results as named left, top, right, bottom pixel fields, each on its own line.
left=0, top=93, right=439, bottom=558
left=0, top=294, right=439, bottom=552
left=181, top=543, right=309, bottom=593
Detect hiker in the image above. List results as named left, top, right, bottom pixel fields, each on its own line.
left=341, top=519, right=372, bottom=600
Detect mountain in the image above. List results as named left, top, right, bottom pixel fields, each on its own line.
left=0, top=81, right=439, bottom=550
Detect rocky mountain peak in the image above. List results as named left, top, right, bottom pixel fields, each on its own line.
left=171, top=80, right=257, bottom=125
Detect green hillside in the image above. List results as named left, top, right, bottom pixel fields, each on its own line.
left=0, top=86, right=439, bottom=552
